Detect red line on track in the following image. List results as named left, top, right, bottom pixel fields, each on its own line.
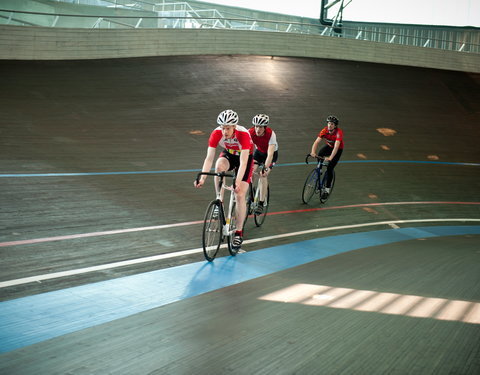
left=269, top=201, right=480, bottom=216
left=1, top=201, right=478, bottom=247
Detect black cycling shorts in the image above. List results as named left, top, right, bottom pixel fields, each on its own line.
left=253, top=149, right=278, bottom=168
left=219, top=149, right=254, bottom=183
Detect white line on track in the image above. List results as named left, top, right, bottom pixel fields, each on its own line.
left=0, top=220, right=203, bottom=247
left=1, top=201, right=478, bottom=247
left=1, top=218, right=479, bottom=288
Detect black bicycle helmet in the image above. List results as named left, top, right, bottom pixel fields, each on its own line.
left=326, top=115, right=339, bottom=125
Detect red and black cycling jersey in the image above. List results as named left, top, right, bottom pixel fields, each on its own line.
left=318, top=127, right=344, bottom=149
left=208, top=125, right=253, bottom=155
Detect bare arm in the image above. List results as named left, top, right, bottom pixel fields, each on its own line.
left=327, top=140, right=341, bottom=161
left=310, top=137, right=322, bottom=157
left=194, top=146, right=216, bottom=188
left=263, top=143, right=276, bottom=175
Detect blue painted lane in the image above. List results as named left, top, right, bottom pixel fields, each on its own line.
left=0, top=225, right=479, bottom=353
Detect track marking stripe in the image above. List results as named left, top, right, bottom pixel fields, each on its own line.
left=0, top=220, right=203, bottom=247
left=1, top=201, right=479, bottom=248
left=268, top=201, right=480, bottom=216
left=1, top=218, right=479, bottom=288
left=2, top=224, right=479, bottom=354
left=1, top=160, right=479, bottom=177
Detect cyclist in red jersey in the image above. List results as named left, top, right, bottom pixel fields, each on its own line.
left=309, top=115, right=344, bottom=199
left=248, top=114, right=279, bottom=214
left=194, top=109, right=254, bottom=250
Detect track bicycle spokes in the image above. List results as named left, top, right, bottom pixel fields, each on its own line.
left=254, top=184, right=269, bottom=227
left=202, top=200, right=223, bottom=261
left=302, top=168, right=319, bottom=204
left=226, top=198, right=239, bottom=256
left=302, top=155, right=321, bottom=204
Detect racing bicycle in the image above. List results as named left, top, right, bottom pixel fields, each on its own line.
left=245, top=163, right=270, bottom=227
left=196, top=171, right=241, bottom=261
left=302, top=155, right=335, bottom=204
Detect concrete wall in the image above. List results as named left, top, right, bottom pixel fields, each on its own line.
left=1, top=25, right=479, bottom=73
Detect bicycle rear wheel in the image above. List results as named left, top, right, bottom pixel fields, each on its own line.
left=202, top=200, right=223, bottom=261
left=302, top=169, right=319, bottom=204
left=227, top=202, right=239, bottom=256
left=254, top=186, right=270, bottom=227
left=244, top=183, right=254, bottom=227
left=320, top=170, right=335, bottom=204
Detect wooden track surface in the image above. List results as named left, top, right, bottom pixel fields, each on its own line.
left=0, top=55, right=479, bottom=374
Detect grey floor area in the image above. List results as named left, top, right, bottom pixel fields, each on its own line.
left=0, top=55, right=479, bottom=374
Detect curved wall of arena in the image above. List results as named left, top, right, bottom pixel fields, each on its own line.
left=1, top=25, right=479, bottom=73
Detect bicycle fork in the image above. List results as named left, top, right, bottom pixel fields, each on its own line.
left=221, top=189, right=236, bottom=237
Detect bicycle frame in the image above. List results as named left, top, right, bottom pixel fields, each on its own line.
left=196, top=171, right=236, bottom=236
left=245, top=163, right=270, bottom=227
left=313, top=158, right=325, bottom=191
left=302, top=155, right=334, bottom=204
left=308, top=155, right=327, bottom=189
left=196, top=171, right=240, bottom=260
left=220, top=183, right=236, bottom=237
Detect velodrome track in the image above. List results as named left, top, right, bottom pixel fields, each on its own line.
left=0, top=55, right=479, bottom=373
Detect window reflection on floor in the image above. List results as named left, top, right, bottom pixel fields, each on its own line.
left=259, top=283, right=480, bottom=324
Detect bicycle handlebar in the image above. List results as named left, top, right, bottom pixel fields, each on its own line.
left=195, top=171, right=236, bottom=189
left=305, top=154, right=328, bottom=165
left=253, top=161, right=266, bottom=173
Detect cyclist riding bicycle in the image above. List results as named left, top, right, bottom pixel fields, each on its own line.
left=194, top=109, right=254, bottom=250
left=309, top=115, right=344, bottom=199
left=248, top=114, right=279, bottom=214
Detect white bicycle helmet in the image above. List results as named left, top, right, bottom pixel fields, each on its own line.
left=217, top=109, right=239, bottom=125
left=252, top=114, right=269, bottom=126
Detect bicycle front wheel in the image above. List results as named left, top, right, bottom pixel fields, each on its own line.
left=302, top=169, right=319, bottom=204
left=227, top=202, right=239, bottom=256
left=254, top=186, right=270, bottom=227
left=202, top=200, right=223, bottom=261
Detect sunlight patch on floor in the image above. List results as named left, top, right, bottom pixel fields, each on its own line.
left=259, top=283, right=480, bottom=324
